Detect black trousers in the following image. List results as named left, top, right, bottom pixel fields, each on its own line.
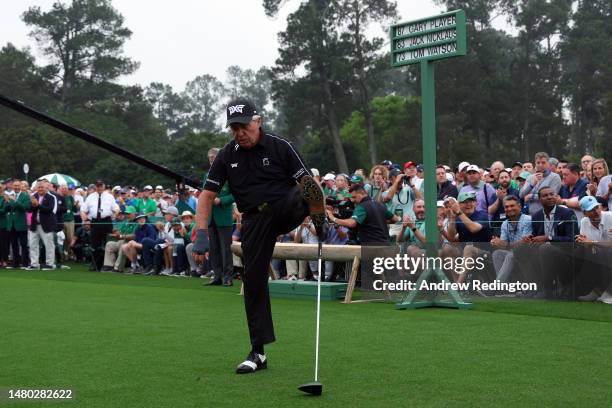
left=9, top=228, right=28, bottom=267
left=209, top=220, right=233, bottom=282
left=240, top=186, right=308, bottom=346
left=91, top=218, right=113, bottom=269
left=515, top=242, right=579, bottom=297
left=0, top=228, right=9, bottom=263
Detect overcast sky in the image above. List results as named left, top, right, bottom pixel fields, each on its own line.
left=1, top=0, right=444, bottom=91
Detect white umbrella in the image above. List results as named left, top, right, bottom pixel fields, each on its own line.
left=33, top=173, right=81, bottom=188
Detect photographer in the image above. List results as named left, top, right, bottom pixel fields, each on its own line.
left=326, top=183, right=400, bottom=245
left=383, top=167, right=422, bottom=240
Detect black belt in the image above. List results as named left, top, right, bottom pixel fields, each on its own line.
left=243, top=202, right=272, bottom=216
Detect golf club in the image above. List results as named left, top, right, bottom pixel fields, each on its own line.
left=298, top=241, right=323, bottom=396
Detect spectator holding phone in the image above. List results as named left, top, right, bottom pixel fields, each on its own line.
left=520, top=152, right=562, bottom=215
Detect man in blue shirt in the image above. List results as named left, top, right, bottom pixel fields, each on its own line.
left=120, top=214, right=156, bottom=273
left=491, top=195, right=532, bottom=282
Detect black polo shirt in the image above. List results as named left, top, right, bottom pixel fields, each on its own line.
left=204, top=129, right=311, bottom=213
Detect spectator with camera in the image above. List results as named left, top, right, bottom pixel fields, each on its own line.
left=402, top=161, right=423, bottom=191
left=327, top=183, right=400, bottom=245
left=383, top=167, right=422, bottom=240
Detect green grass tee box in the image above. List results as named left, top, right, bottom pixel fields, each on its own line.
left=0, top=266, right=610, bottom=408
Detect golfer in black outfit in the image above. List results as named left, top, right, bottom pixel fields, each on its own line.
left=194, top=99, right=325, bottom=374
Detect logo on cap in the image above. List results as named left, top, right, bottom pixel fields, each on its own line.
left=228, top=105, right=245, bottom=115
left=263, top=158, right=270, bottom=166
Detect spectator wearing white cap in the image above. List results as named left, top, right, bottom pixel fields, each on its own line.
left=575, top=196, right=612, bottom=304
left=310, top=168, right=320, bottom=184
left=322, top=173, right=335, bottom=197
left=455, top=161, right=470, bottom=189
left=459, top=165, right=496, bottom=217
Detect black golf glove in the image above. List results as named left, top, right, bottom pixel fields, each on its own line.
left=193, top=229, right=209, bottom=254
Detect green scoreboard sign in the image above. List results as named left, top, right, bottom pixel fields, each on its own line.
left=390, top=10, right=466, bottom=66
left=391, top=10, right=471, bottom=310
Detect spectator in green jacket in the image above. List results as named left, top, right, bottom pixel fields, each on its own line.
left=136, top=185, right=158, bottom=221
left=6, top=179, right=31, bottom=268
left=203, top=147, right=236, bottom=286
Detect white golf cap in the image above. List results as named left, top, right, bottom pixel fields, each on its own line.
left=466, top=164, right=480, bottom=173
left=458, top=161, right=470, bottom=172
left=323, top=173, right=335, bottom=181
left=112, top=185, right=121, bottom=191
left=155, top=185, right=163, bottom=190
left=310, top=168, right=320, bottom=177
left=143, top=185, right=153, bottom=190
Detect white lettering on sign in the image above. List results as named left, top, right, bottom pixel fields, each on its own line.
left=395, top=42, right=458, bottom=63
left=394, top=15, right=457, bottom=38
left=394, top=29, right=457, bottom=51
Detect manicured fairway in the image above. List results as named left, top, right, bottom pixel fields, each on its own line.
left=1, top=266, right=611, bottom=407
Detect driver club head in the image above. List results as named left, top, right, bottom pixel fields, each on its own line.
left=298, top=381, right=323, bottom=396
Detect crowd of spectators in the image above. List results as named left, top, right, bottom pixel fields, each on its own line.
left=1, top=151, right=611, bottom=303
